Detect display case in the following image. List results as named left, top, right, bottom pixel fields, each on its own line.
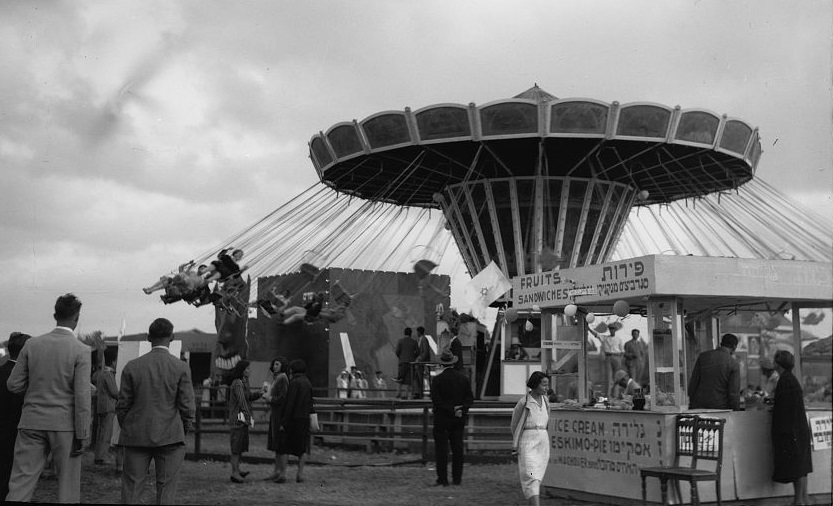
left=646, top=297, right=687, bottom=408
left=543, top=312, right=586, bottom=402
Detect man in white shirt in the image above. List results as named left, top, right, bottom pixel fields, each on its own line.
left=589, top=322, right=624, bottom=397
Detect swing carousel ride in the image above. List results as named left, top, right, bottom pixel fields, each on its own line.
left=146, top=85, right=831, bottom=375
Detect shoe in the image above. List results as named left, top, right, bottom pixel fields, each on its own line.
left=295, top=476, right=305, bottom=483
left=452, top=481, right=461, bottom=486
left=272, top=476, right=286, bottom=484
left=94, top=460, right=105, bottom=465
left=230, top=475, right=245, bottom=483
left=239, top=471, right=250, bottom=478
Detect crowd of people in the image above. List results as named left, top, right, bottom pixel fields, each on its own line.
left=0, top=294, right=318, bottom=504
left=0, top=292, right=821, bottom=505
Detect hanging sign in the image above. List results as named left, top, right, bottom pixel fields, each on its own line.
left=513, top=256, right=655, bottom=309
left=810, top=415, right=832, bottom=451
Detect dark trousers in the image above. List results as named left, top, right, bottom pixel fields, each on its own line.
left=121, top=443, right=186, bottom=505
left=0, top=431, right=16, bottom=502
left=433, top=414, right=465, bottom=485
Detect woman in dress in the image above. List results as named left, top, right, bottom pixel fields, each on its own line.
left=276, top=359, right=314, bottom=483
left=226, top=360, right=263, bottom=483
left=771, top=350, right=813, bottom=505
left=264, top=357, right=289, bottom=482
left=510, top=371, right=551, bottom=506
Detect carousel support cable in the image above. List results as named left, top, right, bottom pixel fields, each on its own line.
left=698, top=196, right=772, bottom=259
left=665, top=203, right=711, bottom=256
left=718, top=191, right=799, bottom=259
left=742, top=179, right=831, bottom=260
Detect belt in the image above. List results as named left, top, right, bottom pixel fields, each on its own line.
left=524, top=426, right=548, bottom=431
left=605, top=352, right=623, bottom=356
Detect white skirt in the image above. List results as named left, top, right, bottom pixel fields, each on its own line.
left=518, top=428, right=550, bottom=499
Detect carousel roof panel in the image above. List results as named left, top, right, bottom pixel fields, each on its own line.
left=309, top=88, right=761, bottom=207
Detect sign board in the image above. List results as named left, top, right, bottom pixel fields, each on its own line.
left=513, top=255, right=833, bottom=309
left=514, top=256, right=655, bottom=309
left=810, top=415, right=832, bottom=451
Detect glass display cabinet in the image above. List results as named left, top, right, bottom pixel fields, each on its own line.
left=646, top=297, right=687, bottom=409
left=543, top=312, right=587, bottom=402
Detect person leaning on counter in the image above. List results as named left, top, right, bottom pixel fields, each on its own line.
left=687, top=333, right=741, bottom=410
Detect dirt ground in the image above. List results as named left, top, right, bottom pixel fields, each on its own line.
left=29, top=439, right=602, bottom=505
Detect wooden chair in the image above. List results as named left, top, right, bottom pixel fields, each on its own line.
left=640, top=415, right=726, bottom=505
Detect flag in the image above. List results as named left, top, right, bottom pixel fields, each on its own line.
left=462, top=261, right=511, bottom=318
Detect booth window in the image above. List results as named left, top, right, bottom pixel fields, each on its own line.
left=797, top=308, right=832, bottom=408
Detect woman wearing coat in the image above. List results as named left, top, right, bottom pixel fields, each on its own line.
left=275, top=359, right=314, bottom=483
left=771, top=350, right=813, bottom=505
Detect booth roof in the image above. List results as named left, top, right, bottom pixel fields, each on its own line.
left=112, top=328, right=216, bottom=353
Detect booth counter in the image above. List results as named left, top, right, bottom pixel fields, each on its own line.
left=544, top=407, right=831, bottom=504
left=501, top=255, right=832, bottom=503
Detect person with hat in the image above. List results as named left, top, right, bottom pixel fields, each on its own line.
left=394, top=328, right=419, bottom=399
left=506, top=337, right=529, bottom=361
left=770, top=350, right=813, bottom=505
left=759, top=357, right=780, bottom=398
left=430, top=350, right=474, bottom=487
left=687, top=333, right=741, bottom=410
left=588, top=321, right=624, bottom=397
left=1, top=331, right=31, bottom=501
left=612, top=369, right=641, bottom=399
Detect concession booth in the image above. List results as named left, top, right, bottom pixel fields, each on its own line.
left=507, top=254, right=832, bottom=504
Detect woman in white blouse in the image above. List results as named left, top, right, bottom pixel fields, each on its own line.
left=510, top=371, right=551, bottom=506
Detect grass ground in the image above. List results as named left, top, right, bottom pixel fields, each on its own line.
left=29, top=437, right=599, bottom=505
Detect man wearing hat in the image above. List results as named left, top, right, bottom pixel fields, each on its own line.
left=759, top=357, right=779, bottom=398
left=612, top=370, right=641, bottom=399
left=588, top=322, right=624, bottom=397
left=430, top=350, right=473, bottom=487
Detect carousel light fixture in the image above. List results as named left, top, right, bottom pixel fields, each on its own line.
left=564, top=304, right=578, bottom=317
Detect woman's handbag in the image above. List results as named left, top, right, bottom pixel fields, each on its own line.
left=309, top=412, right=320, bottom=433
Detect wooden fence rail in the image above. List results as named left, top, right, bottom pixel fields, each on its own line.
left=193, top=388, right=517, bottom=464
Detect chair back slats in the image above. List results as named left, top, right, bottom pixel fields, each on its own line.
left=673, top=415, right=726, bottom=469
left=692, top=416, right=725, bottom=473
left=674, top=415, right=699, bottom=458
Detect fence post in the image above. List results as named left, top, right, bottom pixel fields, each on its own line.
left=421, top=405, right=429, bottom=467
left=194, top=390, right=202, bottom=456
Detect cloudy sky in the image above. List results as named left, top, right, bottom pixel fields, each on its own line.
left=1, top=0, right=831, bottom=341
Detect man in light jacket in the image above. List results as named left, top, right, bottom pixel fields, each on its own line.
left=6, top=294, right=91, bottom=503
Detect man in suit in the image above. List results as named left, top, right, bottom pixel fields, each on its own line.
left=688, top=333, right=741, bottom=410
left=1, top=332, right=31, bottom=501
left=430, top=350, right=473, bottom=487
left=116, top=318, right=195, bottom=505
left=6, top=294, right=92, bottom=503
